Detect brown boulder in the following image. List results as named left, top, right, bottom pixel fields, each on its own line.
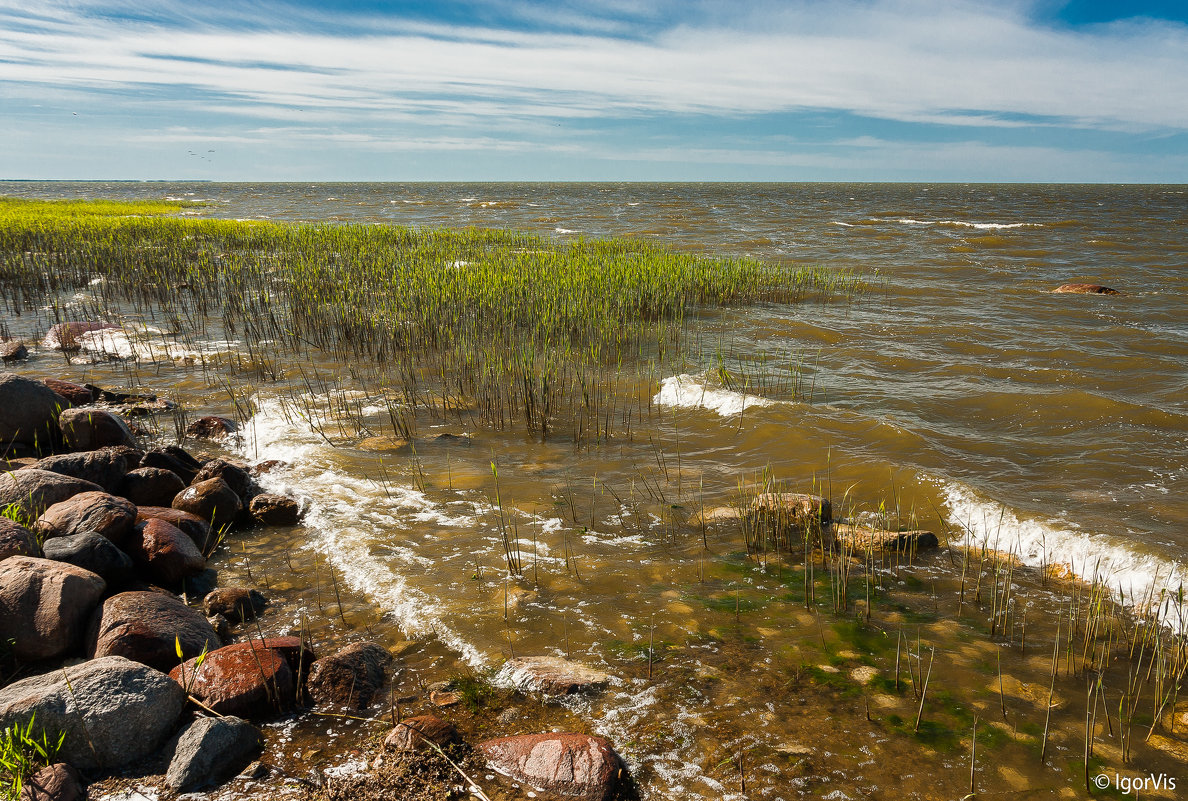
left=193, top=459, right=254, bottom=503
left=306, top=641, right=393, bottom=709
left=0, top=556, right=106, bottom=662
left=203, top=587, right=268, bottom=622
left=59, top=407, right=138, bottom=450
left=173, top=478, right=241, bottom=531
left=249, top=493, right=301, bottom=526
left=0, top=518, right=39, bottom=561
left=41, top=379, right=95, bottom=407
left=1052, top=283, right=1120, bottom=295
left=185, top=416, right=237, bottom=441
left=834, top=524, right=939, bottom=553
left=478, top=733, right=626, bottom=801
left=127, top=519, right=206, bottom=586
left=141, top=446, right=202, bottom=485
left=34, top=491, right=137, bottom=548
left=748, top=492, right=833, bottom=547
left=0, top=341, right=27, bottom=363
left=120, top=467, right=186, bottom=508
left=0, top=374, right=68, bottom=450
left=88, top=590, right=221, bottom=672
left=135, top=507, right=212, bottom=552
left=43, top=322, right=120, bottom=351
left=383, top=714, right=460, bottom=752
left=33, top=447, right=140, bottom=495
left=170, top=641, right=295, bottom=719
left=0, top=469, right=103, bottom=518
left=18, top=762, right=84, bottom=801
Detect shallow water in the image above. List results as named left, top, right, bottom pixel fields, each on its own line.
left=3, top=181, right=1188, bottom=798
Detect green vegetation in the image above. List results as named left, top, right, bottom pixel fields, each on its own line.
left=0, top=197, right=857, bottom=441
left=0, top=714, right=65, bottom=800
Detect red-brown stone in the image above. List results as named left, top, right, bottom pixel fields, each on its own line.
left=170, top=641, right=295, bottom=719
left=478, top=733, right=626, bottom=801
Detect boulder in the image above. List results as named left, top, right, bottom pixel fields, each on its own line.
left=165, top=715, right=262, bottom=792
left=126, top=519, right=206, bottom=587
left=0, top=655, right=185, bottom=771
left=88, top=590, right=221, bottom=672
left=748, top=492, right=833, bottom=547
left=383, top=714, right=460, bottom=752
left=41, top=531, right=133, bottom=585
left=185, top=416, right=237, bottom=442
left=58, top=408, right=137, bottom=451
left=18, top=762, right=84, bottom=801
left=249, top=493, right=301, bottom=526
left=688, top=506, right=743, bottom=527
left=0, top=470, right=103, bottom=518
left=834, top=524, right=939, bottom=553
left=193, top=458, right=255, bottom=504
left=0, top=341, right=27, bottom=363
left=135, top=506, right=212, bottom=552
left=306, top=641, right=393, bottom=709
left=1052, top=283, right=1120, bottom=295
left=501, top=657, right=611, bottom=695
left=0, top=518, right=39, bottom=562
left=34, top=491, right=137, bottom=548
left=141, top=446, right=202, bottom=485
left=249, top=635, right=317, bottom=678
left=173, top=478, right=241, bottom=531
left=251, top=459, right=288, bottom=475
left=182, top=567, right=219, bottom=599
left=0, top=556, right=106, bottom=662
left=43, top=322, right=120, bottom=352
left=203, top=587, right=268, bottom=622
left=119, top=466, right=186, bottom=508
left=478, top=733, right=626, bottom=801
left=0, top=374, right=68, bottom=449
left=41, top=379, right=95, bottom=407
left=33, top=447, right=140, bottom=495
left=170, top=642, right=295, bottom=719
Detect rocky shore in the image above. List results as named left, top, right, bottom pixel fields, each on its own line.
left=0, top=367, right=635, bottom=801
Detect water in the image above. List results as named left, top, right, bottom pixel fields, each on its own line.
left=4, top=181, right=1188, bottom=798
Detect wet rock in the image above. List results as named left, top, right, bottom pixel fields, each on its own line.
left=383, top=714, right=460, bottom=752
left=833, top=524, right=939, bottom=553
left=0, top=373, right=68, bottom=449
left=120, top=466, right=186, bottom=508
left=306, top=641, right=393, bottom=709
left=59, top=407, right=137, bottom=451
left=33, top=447, right=140, bottom=495
left=170, top=642, right=296, bottom=719
left=193, top=458, right=255, bottom=504
left=1052, top=283, right=1120, bottom=295
left=478, top=733, right=627, bottom=801
left=127, top=518, right=207, bottom=587
left=107, top=397, right=178, bottom=417
left=357, top=435, right=410, bottom=452
left=41, top=379, right=94, bottom=408
left=502, top=657, right=612, bottom=695
left=0, top=556, right=106, bottom=661
left=0, top=518, right=39, bottom=562
left=34, top=491, right=137, bottom=548
left=165, top=715, right=262, bottom=792
left=183, top=567, right=219, bottom=599
left=0, top=470, right=103, bottom=518
left=41, top=531, right=133, bottom=585
left=252, top=635, right=317, bottom=678
left=141, top=446, right=202, bottom=485
left=748, top=492, right=833, bottom=545
left=18, top=762, right=85, bottom=801
left=88, top=590, right=221, bottom=672
left=0, top=341, right=27, bottom=363
left=0, top=655, right=185, bottom=771
left=203, top=587, right=268, bottom=622
left=135, top=506, right=212, bottom=552
left=249, top=493, right=301, bottom=525
left=173, top=477, right=242, bottom=531
left=429, top=690, right=461, bottom=707
left=251, top=459, right=288, bottom=475
left=185, top=415, right=238, bottom=441
left=43, top=322, right=120, bottom=352
left=207, top=613, right=233, bottom=641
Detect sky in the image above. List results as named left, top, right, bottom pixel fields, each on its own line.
left=1, top=0, right=1187, bottom=182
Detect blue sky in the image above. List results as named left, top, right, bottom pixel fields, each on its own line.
left=1, top=0, right=1186, bottom=181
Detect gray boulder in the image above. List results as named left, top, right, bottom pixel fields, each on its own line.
left=41, top=531, right=133, bottom=586
left=59, top=408, right=138, bottom=451
left=0, top=655, right=185, bottom=771
left=0, top=556, right=106, bottom=661
left=34, top=447, right=141, bottom=495
left=0, top=470, right=102, bottom=518
left=0, top=374, right=68, bottom=449
left=165, top=715, right=262, bottom=792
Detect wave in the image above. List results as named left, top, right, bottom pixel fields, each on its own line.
left=653, top=374, right=774, bottom=417
left=895, top=218, right=1042, bottom=230
left=940, top=479, right=1188, bottom=629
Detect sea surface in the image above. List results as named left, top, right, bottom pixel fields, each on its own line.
left=3, top=181, right=1187, bottom=798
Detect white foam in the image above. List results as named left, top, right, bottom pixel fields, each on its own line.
left=653, top=374, right=774, bottom=417
left=895, top=218, right=1041, bottom=229
left=941, top=479, right=1188, bottom=629
left=830, top=221, right=854, bottom=227
left=554, top=227, right=578, bottom=234
left=69, top=326, right=240, bottom=363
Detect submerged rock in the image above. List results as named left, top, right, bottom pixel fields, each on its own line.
left=357, top=435, right=410, bottom=452
left=501, top=656, right=611, bottom=695
left=1052, top=283, right=1120, bottom=295
left=0, top=556, right=106, bottom=661
left=478, top=732, right=627, bottom=801
left=0, top=341, right=27, bottom=363
left=833, top=524, right=939, bottom=553
left=383, top=714, right=460, bottom=752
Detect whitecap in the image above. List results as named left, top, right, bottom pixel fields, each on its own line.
left=653, top=374, right=774, bottom=418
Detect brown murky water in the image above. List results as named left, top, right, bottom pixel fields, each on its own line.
left=3, top=182, right=1187, bottom=799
